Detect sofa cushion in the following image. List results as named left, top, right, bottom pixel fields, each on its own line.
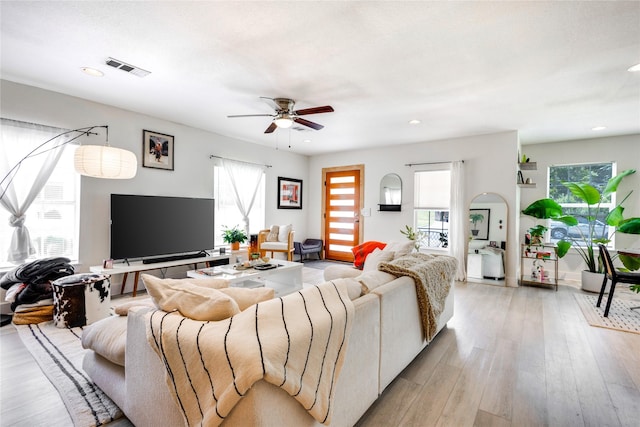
left=218, top=287, right=275, bottom=311
left=82, top=315, right=128, bottom=366
left=352, top=241, right=387, bottom=269
left=362, top=248, right=395, bottom=272
left=141, top=274, right=240, bottom=321
left=383, top=241, right=415, bottom=258
left=356, top=270, right=396, bottom=294
left=267, top=225, right=280, bottom=242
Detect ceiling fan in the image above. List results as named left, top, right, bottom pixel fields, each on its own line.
left=227, top=97, right=334, bottom=134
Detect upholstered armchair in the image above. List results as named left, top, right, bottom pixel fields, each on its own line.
left=258, top=225, right=295, bottom=261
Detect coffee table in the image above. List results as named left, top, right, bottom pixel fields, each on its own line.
left=187, top=260, right=303, bottom=297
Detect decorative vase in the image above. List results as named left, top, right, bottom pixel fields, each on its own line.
left=231, top=242, right=240, bottom=251
left=581, top=270, right=608, bottom=293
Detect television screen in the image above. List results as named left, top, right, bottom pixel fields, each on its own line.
left=110, top=194, right=215, bottom=261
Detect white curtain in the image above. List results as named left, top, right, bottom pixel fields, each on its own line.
left=220, top=158, right=265, bottom=237
left=449, top=160, right=466, bottom=281
left=0, top=119, right=71, bottom=263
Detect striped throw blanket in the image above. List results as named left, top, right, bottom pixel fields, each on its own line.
left=147, top=281, right=354, bottom=427
left=379, top=253, right=457, bottom=341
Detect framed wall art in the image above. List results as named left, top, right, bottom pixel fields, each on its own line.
left=143, top=129, right=174, bottom=170
left=469, top=208, right=490, bottom=240
left=278, top=177, right=302, bottom=209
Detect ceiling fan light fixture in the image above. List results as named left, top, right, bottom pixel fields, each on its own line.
left=274, top=115, right=294, bottom=128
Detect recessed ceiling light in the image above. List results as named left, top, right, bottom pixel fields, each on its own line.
left=628, top=63, right=640, bottom=72
left=592, top=126, right=607, bottom=131
left=81, top=67, right=104, bottom=77
left=408, top=119, right=421, bottom=125
left=303, top=139, right=312, bottom=143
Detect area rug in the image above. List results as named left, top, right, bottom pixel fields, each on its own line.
left=575, top=293, right=640, bottom=335
left=15, top=321, right=123, bottom=426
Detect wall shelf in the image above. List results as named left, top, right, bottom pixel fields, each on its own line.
left=518, top=162, right=537, bottom=170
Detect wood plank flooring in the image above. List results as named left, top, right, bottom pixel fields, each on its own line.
left=2, top=275, right=640, bottom=426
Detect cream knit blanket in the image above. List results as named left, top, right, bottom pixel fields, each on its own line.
left=147, top=281, right=354, bottom=427
left=379, top=253, right=457, bottom=341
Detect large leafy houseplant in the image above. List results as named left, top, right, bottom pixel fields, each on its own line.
left=521, top=169, right=640, bottom=273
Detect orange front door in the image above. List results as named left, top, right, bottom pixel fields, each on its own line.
left=323, top=166, right=363, bottom=262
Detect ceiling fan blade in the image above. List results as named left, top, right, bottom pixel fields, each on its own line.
left=293, top=105, right=334, bottom=116
left=294, top=117, right=324, bottom=130
left=264, top=122, right=278, bottom=133
left=227, top=114, right=274, bottom=118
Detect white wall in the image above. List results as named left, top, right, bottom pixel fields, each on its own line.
left=308, top=131, right=521, bottom=285
left=1, top=80, right=310, bottom=292
left=521, top=134, right=640, bottom=283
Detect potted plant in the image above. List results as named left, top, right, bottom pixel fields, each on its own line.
left=222, top=225, right=248, bottom=251
left=469, top=213, right=485, bottom=236
left=521, top=168, right=640, bottom=291
left=400, top=225, right=424, bottom=250
left=528, top=224, right=548, bottom=246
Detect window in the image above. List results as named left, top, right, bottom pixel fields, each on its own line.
left=413, top=169, right=451, bottom=248
left=547, top=162, right=615, bottom=245
left=213, top=165, right=265, bottom=246
left=0, top=122, right=80, bottom=268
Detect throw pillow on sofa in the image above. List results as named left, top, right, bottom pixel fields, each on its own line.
left=362, top=248, right=395, bottom=272
left=352, top=241, right=386, bottom=269
left=383, top=241, right=415, bottom=258
left=81, top=315, right=128, bottom=366
left=141, top=274, right=240, bottom=321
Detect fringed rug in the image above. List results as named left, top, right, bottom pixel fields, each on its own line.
left=575, top=293, right=640, bottom=335
left=15, top=321, right=123, bottom=426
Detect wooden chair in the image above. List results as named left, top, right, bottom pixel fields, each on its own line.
left=596, top=244, right=640, bottom=317
left=258, top=226, right=295, bottom=261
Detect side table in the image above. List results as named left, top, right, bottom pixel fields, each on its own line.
left=52, top=273, right=111, bottom=328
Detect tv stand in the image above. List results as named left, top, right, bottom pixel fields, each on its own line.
left=90, top=253, right=230, bottom=297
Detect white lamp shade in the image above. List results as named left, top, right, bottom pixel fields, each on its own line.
left=274, top=117, right=294, bottom=128
left=74, top=145, right=137, bottom=179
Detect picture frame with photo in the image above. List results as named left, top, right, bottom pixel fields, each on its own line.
left=277, top=177, right=302, bottom=209
left=143, top=129, right=174, bottom=170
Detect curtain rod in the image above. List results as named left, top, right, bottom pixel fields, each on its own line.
left=405, top=160, right=464, bottom=167
left=1, top=117, right=71, bottom=133
left=209, top=155, right=272, bottom=168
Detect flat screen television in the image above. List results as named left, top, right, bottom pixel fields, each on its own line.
left=110, top=194, right=215, bottom=262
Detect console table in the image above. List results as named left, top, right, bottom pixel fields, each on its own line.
left=90, top=254, right=230, bottom=297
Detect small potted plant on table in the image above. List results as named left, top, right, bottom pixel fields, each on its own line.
left=222, top=225, right=248, bottom=251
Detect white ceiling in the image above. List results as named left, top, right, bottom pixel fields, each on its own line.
left=1, top=1, right=639, bottom=156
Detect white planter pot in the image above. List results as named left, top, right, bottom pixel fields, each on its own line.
left=581, top=270, right=609, bottom=293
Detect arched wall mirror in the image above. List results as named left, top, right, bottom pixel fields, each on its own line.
left=467, top=193, right=508, bottom=284
left=379, top=173, right=402, bottom=211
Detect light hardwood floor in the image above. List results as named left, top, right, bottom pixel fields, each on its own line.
left=2, top=273, right=639, bottom=426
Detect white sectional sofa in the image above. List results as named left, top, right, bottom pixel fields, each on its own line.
left=83, top=254, right=455, bottom=426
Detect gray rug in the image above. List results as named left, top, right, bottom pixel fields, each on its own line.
left=575, top=293, right=640, bottom=335
left=15, top=321, right=123, bottom=426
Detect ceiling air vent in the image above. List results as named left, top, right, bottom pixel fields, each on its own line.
left=105, top=57, right=151, bottom=77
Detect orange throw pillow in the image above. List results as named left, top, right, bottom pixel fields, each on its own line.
left=351, top=241, right=386, bottom=269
